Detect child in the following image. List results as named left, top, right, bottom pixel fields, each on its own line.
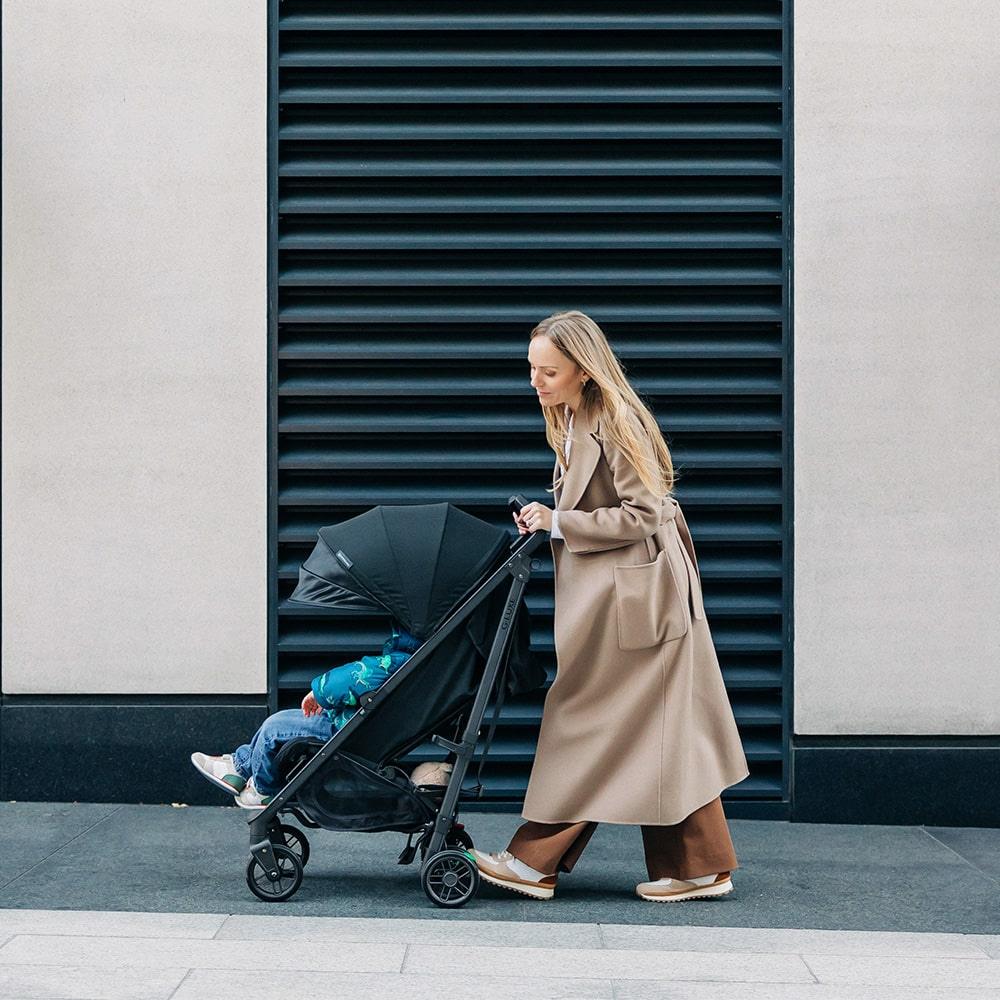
left=191, top=622, right=422, bottom=808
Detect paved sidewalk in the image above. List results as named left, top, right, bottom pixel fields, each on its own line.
left=2, top=802, right=998, bottom=999
left=2, top=803, right=998, bottom=933
left=1, top=907, right=1000, bottom=999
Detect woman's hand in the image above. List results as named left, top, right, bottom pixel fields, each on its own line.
left=301, top=691, right=323, bottom=717
left=513, top=502, right=553, bottom=534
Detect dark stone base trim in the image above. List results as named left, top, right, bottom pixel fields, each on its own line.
left=791, top=736, right=1000, bottom=826
left=0, top=701, right=270, bottom=806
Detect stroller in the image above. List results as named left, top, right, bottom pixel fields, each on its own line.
left=245, top=499, right=546, bottom=907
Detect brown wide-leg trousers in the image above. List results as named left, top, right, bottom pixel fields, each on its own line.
left=506, top=795, right=738, bottom=881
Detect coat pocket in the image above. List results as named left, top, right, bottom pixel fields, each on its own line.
left=613, top=545, right=689, bottom=650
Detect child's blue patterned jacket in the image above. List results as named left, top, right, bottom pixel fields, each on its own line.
left=310, top=623, right=422, bottom=731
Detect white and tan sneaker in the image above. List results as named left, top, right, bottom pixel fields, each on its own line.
left=636, top=871, right=734, bottom=902
left=471, top=848, right=557, bottom=900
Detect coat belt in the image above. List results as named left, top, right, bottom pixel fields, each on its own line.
left=660, top=496, right=679, bottom=523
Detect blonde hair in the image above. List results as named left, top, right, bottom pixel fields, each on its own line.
left=530, top=310, right=676, bottom=498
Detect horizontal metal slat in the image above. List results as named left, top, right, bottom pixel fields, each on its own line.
left=722, top=666, right=783, bottom=688
left=276, top=384, right=784, bottom=409
left=430, top=698, right=782, bottom=729
left=277, top=302, right=784, bottom=324
left=278, top=253, right=781, bottom=287
left=276, top=437, right=782, bottom=470
left=278, top=365, right=782, bottom=396
left=278, top=31, right=781, bottom=68
left=277, top=589, right=784, bottom=620
left=459, top=777, right=786, bottom=798
left=469, top=548, right=772, bottom=580
left=278, top=7, right=783, bottom=33
left=395, top=772, right=782, bottom=800
left=279, top=415, right=782, bottom=435
left=279, top=196, right=781, bottom=215
left=395, top=733, right=783, bottom=764
left=277, top=626, right=783, bottom=656
left=279, top=106, right=783, bottom=142
left=279, top=141, right=782, bottom=178
left=276, top=550, right=784, bottom=581
left=722, top=774, right=783, bottom=797
left=275, top=506, right=784, bottom=543
left=279, top=73, right=782, bottom=105
left=278, top=176, right=781, bottom=215
left=278, top=220, right=783, bottom=252
left=275, top=658, right=784, bottom=694
left=277, top=329, right=784, bottom=361
left=276, top=479, right=785, bottom=509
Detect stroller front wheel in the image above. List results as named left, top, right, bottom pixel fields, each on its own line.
left=421, top=849, right=480, bottom=908
left=278, top=824, right=311, bottom=868
left=245, top=844, right=303, bottom=903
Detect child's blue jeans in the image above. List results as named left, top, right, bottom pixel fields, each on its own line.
left=232, top=709, right=335, bottom=796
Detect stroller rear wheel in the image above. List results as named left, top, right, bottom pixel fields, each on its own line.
left=446, top=827, right=474, bottom=852
left=421, top=849, right=480, bottom=908
left=417, top=825, right=475, bottom=864
left=245, top=844, right=303, bottom=902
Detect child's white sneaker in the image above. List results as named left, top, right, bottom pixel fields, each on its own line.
left=190, top=752, right=246, bottom=795
left=236, top=777, right=274, bottom=810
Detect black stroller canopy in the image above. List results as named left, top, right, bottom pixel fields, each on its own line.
left=288, top=502, right=511, bottom=639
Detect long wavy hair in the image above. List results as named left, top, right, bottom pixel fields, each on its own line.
left=530, top=310, right=676, bottom=498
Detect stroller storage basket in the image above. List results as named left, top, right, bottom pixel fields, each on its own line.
left=296, top=750, right=438, bottom=833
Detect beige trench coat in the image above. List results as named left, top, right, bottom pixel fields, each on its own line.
left=520, top=403, right=750, bottom=825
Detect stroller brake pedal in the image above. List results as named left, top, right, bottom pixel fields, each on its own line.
left=398, top=832, right=419, bottom=865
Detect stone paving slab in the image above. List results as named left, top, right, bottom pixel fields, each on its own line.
left=0, top=962, right=186, bottom=1000
left=0, top=908, right=227, bottom=939
left=173, top=968, right=613, bottom=1000
left=598, top=923, right=994, bottom=959
left=614, top=985, right=1000, bottom=1000
left=400, top=942, right=815, bottom=983
left=216, top=912, right=605, bottom=948
left=803, top=953, right=1000, bottom=991
left=0, top=934, right=405, bottom=974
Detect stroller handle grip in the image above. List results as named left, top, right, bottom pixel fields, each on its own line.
left=508, top=493, right=530, bottom=518
left=507, top=494, right=549, bottom=554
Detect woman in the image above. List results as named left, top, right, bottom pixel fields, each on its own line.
left=472, top=311, right=750, bottom=903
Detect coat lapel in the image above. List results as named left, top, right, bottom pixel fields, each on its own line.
left=554, top=404, right=603, bottom=513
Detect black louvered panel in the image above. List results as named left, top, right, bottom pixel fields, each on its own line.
left=270, top=0, right=791, bottom=810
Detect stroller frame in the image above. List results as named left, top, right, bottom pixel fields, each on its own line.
left=246, top=526, right=546, bottom=906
